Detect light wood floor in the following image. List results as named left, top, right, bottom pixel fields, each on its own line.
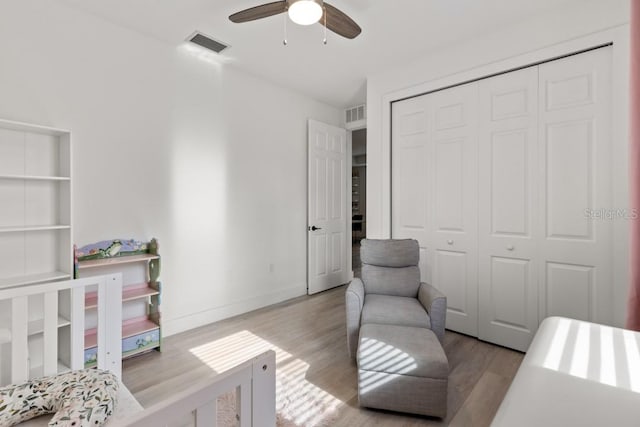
left=122, top=286, right=523, bottom=426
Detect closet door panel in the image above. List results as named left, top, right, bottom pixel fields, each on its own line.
left=478, top=67, right=539, bottom=351
left=435, top=138, right=464, bottom=230
left=490, top=257, right=531, bottom=327
left=391, top=97, right=432, bottom=283
left=538, top=47, right=612, bottom=325
left=490, top=130, right=529, bottom=235
left=396, top=140, right=428, bottom=229
left=435, top=250, right=469, bottom=316
left=546, top=119, right=593, bottom=239
left=546, top=262, right=593, bottom=321
left=429, top=83, right=479, bottom=336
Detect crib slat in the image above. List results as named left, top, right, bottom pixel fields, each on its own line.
left=252, top=352, right=276, bottom=425
left=102, top=275, right=122, bottom=378
left=238, top=379, right=252, bottom=427
left=43, top=291, right=58, bottom=376
left=11, top=296, right=29, bottom=383
left=195, top=400, right=217, bottom=426
left=70, top=286, right=85, bottom=371
left=97, top=276, right=107, bottom=373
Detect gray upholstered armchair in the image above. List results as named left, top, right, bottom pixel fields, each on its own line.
left=345, top=238, right=447, bottom=360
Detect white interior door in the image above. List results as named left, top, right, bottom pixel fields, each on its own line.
left=478, top=67, right=539, bottom=351
left=308, top=119, right=349, bottom=295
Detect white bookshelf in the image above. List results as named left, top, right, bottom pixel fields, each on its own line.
left=0, top=118, right=73, bottom=384
left=0, top=118, right=72, bottom=289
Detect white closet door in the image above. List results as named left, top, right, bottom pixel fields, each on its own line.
left=391, top=96, right=431, bottom=279
left=478, top=67, right=539, bottom=351
left=392, top=84, right=479, bottom=336
left=392, top=46, right=614, bottom=349
left=537, top=48, right=613, bottom=324
left=428, top=84, right=479, bottom=336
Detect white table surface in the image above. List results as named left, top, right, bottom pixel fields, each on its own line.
left=492, top=316, right=640, bottom=427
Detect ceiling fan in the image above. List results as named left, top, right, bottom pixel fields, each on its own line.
left=229, top=0, right=362, bottom=40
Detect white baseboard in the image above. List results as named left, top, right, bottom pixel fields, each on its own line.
left=162, top=283, right=306, bottom=337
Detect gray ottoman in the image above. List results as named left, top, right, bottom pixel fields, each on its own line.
left=357, top=323, right=449, bottom=417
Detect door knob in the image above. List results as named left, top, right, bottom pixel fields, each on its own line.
left=507, top=245, right=515, bottom=251
left=447, top=240, right=454, bottom=245
left=309, top=226, right=322, bottom=231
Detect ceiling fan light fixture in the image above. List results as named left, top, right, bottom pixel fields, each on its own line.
left=288, top=0, right=323, bottom=26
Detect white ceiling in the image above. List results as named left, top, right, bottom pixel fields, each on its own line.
left=59, top=0, right=580, bottom=109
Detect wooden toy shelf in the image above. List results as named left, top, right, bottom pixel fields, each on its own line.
left=76, top=239, right=162, bottom=367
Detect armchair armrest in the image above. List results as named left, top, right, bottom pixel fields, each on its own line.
left=345, top=278, right=365, bottom=362
left=418, top=282, right=447, bottom=342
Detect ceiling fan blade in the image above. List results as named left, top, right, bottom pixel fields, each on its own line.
left=321, top=3, right=362, bottom=39
left=229, top=1, right=288, bottom=23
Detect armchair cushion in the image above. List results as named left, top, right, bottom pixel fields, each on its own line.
left=360, top=239, right=420, bottom=267
left=361, top=294, right=431, bottom=330
left=361, top=265, right=420, bottom=297
left=360, top=239, right=421, bottom=297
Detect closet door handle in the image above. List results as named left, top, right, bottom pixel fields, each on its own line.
left=507, top=245, right=515, bottom=251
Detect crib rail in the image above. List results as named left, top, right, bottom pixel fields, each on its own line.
left=0, top=274, right=122, bottom=385
left=112, top=350, right=276, bottom=427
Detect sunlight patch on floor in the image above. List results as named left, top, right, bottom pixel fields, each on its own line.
left=190, top=330, right=292, bottom=372
left=190, top=330, right=343, bottom=426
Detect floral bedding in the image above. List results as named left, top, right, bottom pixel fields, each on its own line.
left=0, top=369, right=118, bottom=427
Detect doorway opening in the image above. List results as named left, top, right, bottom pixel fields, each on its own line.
left=351, top=128, right=366, bottom=278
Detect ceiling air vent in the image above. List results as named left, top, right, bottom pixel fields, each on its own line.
left=187, top=31, right=230, bottom=54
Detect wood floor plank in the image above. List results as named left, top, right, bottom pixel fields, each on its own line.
left=122, top=285, right=523, bottom=426
left=486, top=345, right=524, bottom=381
left=444, top=340, right=499, bottom=423
left=448, top=371, right=513, bottom=427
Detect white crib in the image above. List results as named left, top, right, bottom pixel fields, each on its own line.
left=114, top=349, right=276, bottom=427
left=0, top=276, right=276, bottom=426
left=0, top=274, right=123, bottom=385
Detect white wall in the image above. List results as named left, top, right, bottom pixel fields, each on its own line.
left=0, top=0, right=342, bottom=336
left=366, top=0, right=631, bottom=326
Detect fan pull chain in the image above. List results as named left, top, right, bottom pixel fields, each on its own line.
left=283, top=13, right=288, bottom=46
left=323, top=7, right=327, bottom=45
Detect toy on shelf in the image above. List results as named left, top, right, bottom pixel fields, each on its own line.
left=75, top=239, right=151, bottom=261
